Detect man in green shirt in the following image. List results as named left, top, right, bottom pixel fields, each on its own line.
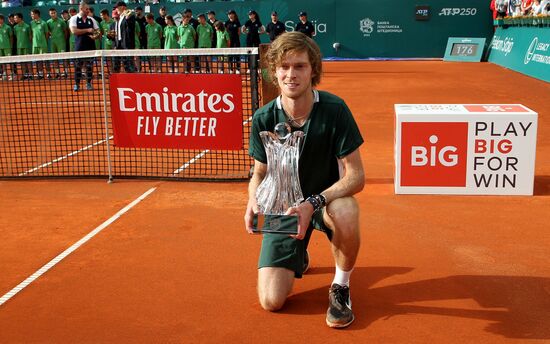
left=145, top=13, right=162, bottom=72
left=0, top=14, right=14, bottom=79
left=30, top=8, right=49, bottom=79
left=196, top=13, right=212, bottom=73
left=99, top=9, right=114, bottom=50
left=68, top=7, right=77, bottom=52
left=177, top=15, right=195, bottom=73
left=47, top=8, right=68, bottom=78
left=13, top=13, right=32, bottom=79
left=245, top=32, right=364, bottom=329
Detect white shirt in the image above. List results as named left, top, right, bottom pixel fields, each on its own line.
left=68, top=13, right=99, bottom=31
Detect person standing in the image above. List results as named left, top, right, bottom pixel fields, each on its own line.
left=196, top=13, right=213, bottom=73
left=242, top=10, right=264, bottom=48
left=163, top=15, right=178, bottom=73
left=295, top=11, right=315, bottom=38
left=155, top=6, right=167, bottom=48
left=225, top=9, right=241, bottom=73
left=245, top=32, right=364, bottom=329
left=183, top=8, right=200, bottom=72
left=135, top=6, right=146, bottom=49
left=69, top=1, right=99, bottom=91
left=207, top=10, right=217, bottom=50
left=113, top=1, right=135, bottom=73
left=47, top=8, right=68, bottom=78
left=13, top=13, right=32, bottom=80
left=265, top=11, right=285, bottom=42
left=145, top=13, right=162, bottom=72
left=30, top=8, right=49, bottom=79
left=214, top=20, right=229, bottom=73
left=0, top=14, right=13, bottom=80
left=99, top=9, right=114, bottom=50
left=178, top=15, right=195, bottom=73
left=68, top=7, right=77, bottom=52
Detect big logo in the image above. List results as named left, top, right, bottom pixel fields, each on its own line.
left=401, top=122, right=468, bottom=187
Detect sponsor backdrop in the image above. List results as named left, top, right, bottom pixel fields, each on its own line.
left=488, top=27, right=550, bottom=83
left=395, top=104, right=538, bottom=195
left=0, top=0, right=493, bottom=59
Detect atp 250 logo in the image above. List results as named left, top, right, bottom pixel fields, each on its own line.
left=401, top=122, right=468, bottom=187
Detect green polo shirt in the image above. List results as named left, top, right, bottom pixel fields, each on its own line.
left=13, top=22, right=31, bottom=50
left=249, top=90, right=364, bottom=197
left=134, top=22, right=141, bottom=49
left=100, top=19, right=114, bottom=49
left=0, top=24, right=13, bottom=50
left=177, top=23, right=195, bottom=49
left=216, top=30, right=230, bottom=48
left=196, top=23, right=212, bottom=48
left=47, top=18, right=67, bottom=52
left=163, top=25, right=178, bottom=49
left=31, top=19, right=49, bottom=49
left=145, top=22, right=162, bottom=49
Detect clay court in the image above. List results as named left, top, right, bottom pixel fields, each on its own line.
left=1, top=61, right=549, bottom=343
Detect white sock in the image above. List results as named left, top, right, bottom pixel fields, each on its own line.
left=332, top=265, right=353, bottom=287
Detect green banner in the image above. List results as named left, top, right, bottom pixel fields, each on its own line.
left=0, top=0, right=493, bottom=58
left=488, top=27, right=550, bottom=83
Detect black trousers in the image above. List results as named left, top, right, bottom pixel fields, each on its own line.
left=74, top=58, right=93, bottom=85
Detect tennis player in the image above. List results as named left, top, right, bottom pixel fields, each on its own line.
left=245, top=31, right=364, bottom=328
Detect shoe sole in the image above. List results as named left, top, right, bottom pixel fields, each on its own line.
left=326, top=314, right=355, bottom=328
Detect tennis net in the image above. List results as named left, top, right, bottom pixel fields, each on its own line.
left=0, top=48, right=259, bottom=181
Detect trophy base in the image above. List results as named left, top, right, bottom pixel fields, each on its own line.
left=252, top=214, right=298, bottom=235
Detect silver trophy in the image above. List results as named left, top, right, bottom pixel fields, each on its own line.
left=252, top=122, right=304, bottom=234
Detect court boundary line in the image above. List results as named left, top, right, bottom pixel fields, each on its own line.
left=18, top=136, right=114, bottom=176
left=171, top=117, right=253, bottom=175
left=0, top=186, right=157, bottom=307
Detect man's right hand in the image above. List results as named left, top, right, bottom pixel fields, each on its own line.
left=244, top=198, right=259, bottom=234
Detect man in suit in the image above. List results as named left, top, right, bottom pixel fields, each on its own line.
left=113, top=0, right=135, bottom=72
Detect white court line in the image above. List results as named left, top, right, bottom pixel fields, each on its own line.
left=171, top=116, right=253, bottom=175
left=19, top=136, right=113, bottom=176
left=0, top=186, right=157, bottom=307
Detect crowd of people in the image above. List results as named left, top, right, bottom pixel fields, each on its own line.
left=491, top=0, right=550, bottom=18
left=0, top=2, right=317, bottom=83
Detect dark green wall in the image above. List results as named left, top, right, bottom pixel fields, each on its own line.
left=1, top=0, right=494, bottom=58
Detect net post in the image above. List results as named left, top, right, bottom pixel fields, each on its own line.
left=100, top=51, right=114, bottom=183
left=249, top=49, right=260, bottom=114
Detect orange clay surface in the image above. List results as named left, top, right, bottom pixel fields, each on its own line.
left=0, top=61, right=549, bottom=343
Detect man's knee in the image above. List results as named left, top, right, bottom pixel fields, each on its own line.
left=257, top=267, right=294, bottom=312
left=258, top=291, right=286, bottom=312
left=325, top=197, right=359, bottom=230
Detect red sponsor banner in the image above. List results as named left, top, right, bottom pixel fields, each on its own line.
left=401, top=122, right=468, bottom=187
left=109, top=73, right=243, bottom=150
left=464, top=105, right=529, bottom=113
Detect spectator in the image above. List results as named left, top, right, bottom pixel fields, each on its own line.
left=521, top=0, right=534, bottom=14
left=155, top=6, right=166, bottom=48
left=135, top=6, right=146, bottom=49
left=214, top=20, right=229, bottom=73
left=207, top=10, right=217, bottom=49
left=265, top=11, right=285, bottom=42
left=88, top=7, right=101, bottom=50
left=30, top=8, right=49, bottom=79
left=113, top=1, right=136, bottom=73
left=178, top=15, right=195, bottom=73
left=68, top=7, right=77, bottom=51
left=509, top=0, right=522, bottom=16
left=183, top=8, right=199, bottom=71
left=532, top=0, right=544, bottom=14
left=242, top=10, right=264, bottom=48
left=69, top=1, right=99, bottom=91
left=47, top=8, right=68, bottom=78
left=543, top=0, right=550, bottom=14
left=145, top=13, right=161, bottom=72
left=163, top=15, right=178, bottom=72
left=13, top=13, right=31, bottom=79
left=0, top=14, right=13, bottom=80
left=196, top=13, right=212, bottom=73
left=225, top=9, right=240, bottom=73
left=295, top=11, right=314, bottom=38
left=99, top=9, right=113, bottom=50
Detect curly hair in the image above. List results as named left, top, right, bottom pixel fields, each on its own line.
left=266, top=31, right=322, bottom=88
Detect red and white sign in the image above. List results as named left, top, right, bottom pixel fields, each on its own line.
left=395, top=104, right=538, bottom=195
left=110, top=74, right=243, bottom=150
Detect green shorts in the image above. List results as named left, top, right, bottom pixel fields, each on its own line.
left=0, top=48, right=12, bottom=56
left=17, top=48, right=30, bottom=55
left=50, top=40, right=66, bottom=53
left=33, top=47, right=47, bottom=54
left=258, top=209, right=333, bottom=278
